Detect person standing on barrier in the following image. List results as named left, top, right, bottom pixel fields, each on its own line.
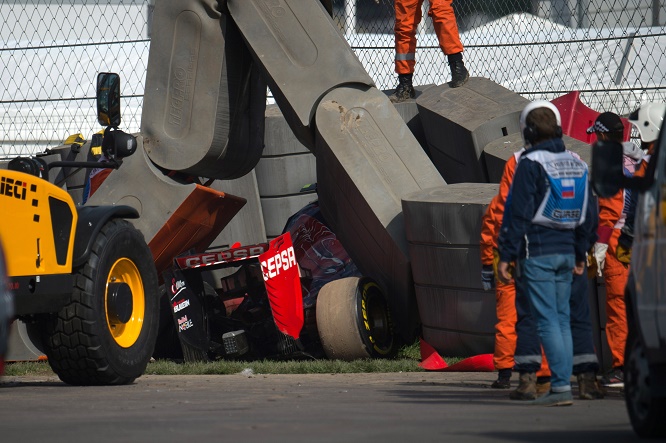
left=587, top=112, right=644, bottom=388
left=498, top=100, right=597, bottom=406
left=389, top=0, right=469, bottom=103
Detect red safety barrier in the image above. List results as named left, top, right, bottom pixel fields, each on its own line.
left=419, top=338, right=494, bottom=372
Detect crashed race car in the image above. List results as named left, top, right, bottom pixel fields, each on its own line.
left=159, top=201, right=398, bottom=362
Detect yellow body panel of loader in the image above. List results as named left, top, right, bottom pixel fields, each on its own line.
left=0, top=169, right=77, bottom=277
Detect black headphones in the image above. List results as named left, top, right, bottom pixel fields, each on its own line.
left=523, top=122, right=563, bottom=145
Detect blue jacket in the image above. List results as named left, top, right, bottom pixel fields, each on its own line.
left=498, top=137, right=598, bottom=263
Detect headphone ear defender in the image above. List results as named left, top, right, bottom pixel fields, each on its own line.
left=523, top=124, right=538, bottom=145
left=523, top=124, right=563, bottom=145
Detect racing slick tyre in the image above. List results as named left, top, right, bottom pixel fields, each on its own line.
left=316, top=277, right=397, bottom=360
left=624, top=326, right=666, bottom=438
left=43, top=219, right=159, bottom=385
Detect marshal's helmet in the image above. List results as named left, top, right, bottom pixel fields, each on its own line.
left=628, top=103, right=666, bottom=143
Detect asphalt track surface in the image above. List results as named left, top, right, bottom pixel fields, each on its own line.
left=0, top=371, right=636, bottom=442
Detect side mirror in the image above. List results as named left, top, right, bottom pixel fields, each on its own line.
left=591, top=140, right=625, bottom=198
left=97, top=72, right=121, bottom=127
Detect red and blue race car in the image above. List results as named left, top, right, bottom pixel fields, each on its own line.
left=160, top=202, right=398, bottom=362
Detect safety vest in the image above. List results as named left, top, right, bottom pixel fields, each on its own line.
left=522, top=150, right=589, bottom=229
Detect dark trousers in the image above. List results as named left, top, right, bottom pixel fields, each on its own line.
left=513, top=266, right=599, bottom=375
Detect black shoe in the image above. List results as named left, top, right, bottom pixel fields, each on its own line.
left=601, top=367, right=624, bottom=388
left=449, top=61, right=469, bottom=88
left=491, top=369, right=512, bottom=389
left=491, top=377, right=511, bottom=389
left=389, top=74, right=415, bottom=103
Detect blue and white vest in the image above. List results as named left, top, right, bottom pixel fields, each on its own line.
left=522, top=150, right=589, bottom=229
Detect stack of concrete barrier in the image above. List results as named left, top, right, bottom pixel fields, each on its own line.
left=402, top=184, right=498, bottom=355
left=257, top=105, right=317, bottom=239
left=315, top=85, right=447, bottom=343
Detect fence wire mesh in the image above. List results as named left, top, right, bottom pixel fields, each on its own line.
left=1, top=0, right=665, bottom=157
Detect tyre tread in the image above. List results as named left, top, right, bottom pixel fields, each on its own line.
left=44, top=219, right=158, bottom=385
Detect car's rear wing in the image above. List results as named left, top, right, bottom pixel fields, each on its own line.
left=173, top=243, right=269, bottom=271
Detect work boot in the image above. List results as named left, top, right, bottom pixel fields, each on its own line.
left=449, top=60, right=469, bottom=88
left=510, top=372, right=537, bottom=400
left=577, top=372, right=605, bottom=400
left=491, top=369, right=512, bottom=389
left=389, top=74, right=415, bottom=103
left=536, top=380, right=551, bottom=396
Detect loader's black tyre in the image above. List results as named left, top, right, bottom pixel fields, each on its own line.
left=624, top=327, right=666, bottom=438
left=43, top=219, right=159, bottom=385
left=316, top=277, right=397, bottom=360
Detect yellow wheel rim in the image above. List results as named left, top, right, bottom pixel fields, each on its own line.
left=105, top=258, right=144, bottom=348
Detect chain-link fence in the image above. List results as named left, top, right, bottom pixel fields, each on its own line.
left=1, top=0, right=664, bottom=157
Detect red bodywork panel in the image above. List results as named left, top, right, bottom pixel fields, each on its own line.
left=259, top=234, right=304, bottom=340
left=172, top=233, right=305, bottom=341
left=551, top=91, right=631, bottom=143
left=149, top=184, right=246, bottom=276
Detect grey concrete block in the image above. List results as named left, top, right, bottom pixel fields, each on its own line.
left=401, top=183, right=497, bottom=355
left=229, top=0, right=374, bottom=149
left=482, top=132, right=523, bottom=183
left=261, top=192, right=318, bottom=238
left=402, top=183, right=498, bottom=245
left=483, top=133, right=592, bottom=183
left=207, top=170, right=267, bottom=249
left=386, top=84, right=435, bottom=157
left=142, top=0, right=266, bottom=179
left=419, top=284, right=495, bottom=356
left=416, top=285, right=496, bottom=357
left=6, top=320, right=45, bottom=362
left=422, top=326, right=495, bottom=357
left=410, top=245, right=485, bottom=289
left=416, top=77, right=530, bottom=184
left=255, top=153, right=316, bottom=196
left=315, top=85, right=446, bottom=343
left=264, top=104, right=310, bottom=156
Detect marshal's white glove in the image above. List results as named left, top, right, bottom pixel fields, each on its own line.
left=593, top=242, right=609, bottom=277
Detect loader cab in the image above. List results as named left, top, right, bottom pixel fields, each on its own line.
left=591, top=109, right=666, bottom=438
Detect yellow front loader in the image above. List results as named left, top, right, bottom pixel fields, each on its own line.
left=1, top=73, right=159, bottom=385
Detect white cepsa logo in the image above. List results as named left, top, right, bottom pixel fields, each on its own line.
left=183, top=246, right=266, bottom=267
left=261, top=246, right=297, bottom=281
